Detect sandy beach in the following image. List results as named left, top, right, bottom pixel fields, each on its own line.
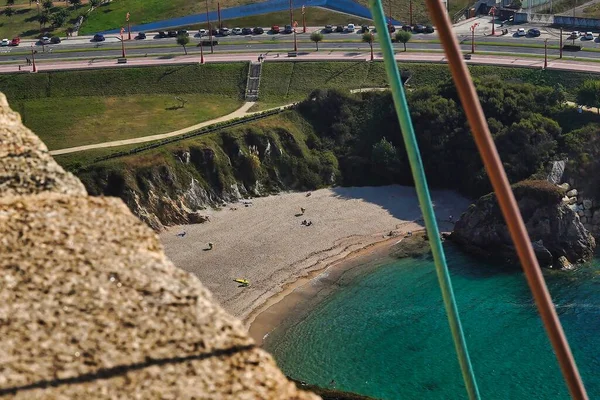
left=160, top=185, right=470, bottom=324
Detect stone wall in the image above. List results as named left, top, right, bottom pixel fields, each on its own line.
left=0, top=92, right=319, bottom=399
left=559, top=182, right=600, bottom=238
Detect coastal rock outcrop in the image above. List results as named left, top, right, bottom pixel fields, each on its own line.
left=451, top=180, right=596, bottom=268
left=0, top=93, right=318, bottom=399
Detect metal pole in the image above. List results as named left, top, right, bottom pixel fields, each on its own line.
left=560, top=27, right=563, bottom=58
left=121, top=33, right=125, bottom=58
left=200, top=40, right=204, bottom=64
left=471, top=26, right=475, bottom=53
left=31, top=47, right=37, bottom=73
left=409, top=0, right=413, bottom=26
left=128, top=21, right=131, bottom=40
left=303, top=6, right=306, bottom=33
left=370, top=32, right=374, bottom=60
left=218, top=2, right=222, bottom=29
left=206, top=0, right=214, bottom=54
left=544, top=38, right=548, bottom=69
left=491, top=8, right=495, bottom=36
left=389, top=0, right=392, bottom=24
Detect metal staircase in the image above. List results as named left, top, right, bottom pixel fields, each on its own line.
left=245, top=62, right=262, bottom=101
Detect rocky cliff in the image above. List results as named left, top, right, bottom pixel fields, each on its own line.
left=0, top=93, right=318, bottom=399
left=451, top=180, right=596, bottom=268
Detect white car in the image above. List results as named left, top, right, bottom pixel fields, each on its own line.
left=517, top=28, right=526, bottom=36
left=198, top=29, right=207, bottom=36
left=41, top=36, right=51, bottom=44
left=232, top=27, right=242, bottom=35
left=571, top=31, right=580, bottom=38
left=1, top=39, right=9, bottom=47
left=585, top=32, right=594, bottom=40
left=346, top=23, right=355, bottom=32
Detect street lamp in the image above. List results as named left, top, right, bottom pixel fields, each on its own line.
left=206, top=0, right=214, bottom=54
left=30, top=45, right=37, bottom=73
left=491, top=6, right=495, bottom=36
left=120, top=27, right=126, bottom=58
left=126, top=12, right=131, bottom=40
left=289, top=0, right=297, bottom=52
left=470, top=22, right=479, bottom=54
left=200, top=40, right=205, bottom=64
left=544, top=38, right=548, bottom=69
left=370, top=31, right=374, bottom=61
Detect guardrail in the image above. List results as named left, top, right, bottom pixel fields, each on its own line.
left=92, top=106, right=294, bottom=164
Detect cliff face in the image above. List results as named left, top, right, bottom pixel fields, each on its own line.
left=75, top=119, right=339, bottom=230
left=451, top=181, right=596, bottom=268
left=0, top=93, right=318, bottom=399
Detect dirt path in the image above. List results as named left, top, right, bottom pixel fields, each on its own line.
left=49, top=101, right=256, bottom=156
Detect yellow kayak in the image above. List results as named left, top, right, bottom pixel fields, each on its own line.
left=234, top=278, right=250, bottom=286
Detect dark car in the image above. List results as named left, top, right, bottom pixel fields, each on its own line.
left=360, top=25, right=369, bottom=33
left=50, top=36, right=61, bottom=44
left=219, top=27, right=231, bottom=36
left=324, top=25, right=333, bottom=33
left=402, top=24, right=412, bottom=31
left=167, top=30, right=178, bottom=37
left=177, top=30, right=189, bottom=37
left=414, top=24, right=425, bottom=33
left=242, top=27, right=253, bottom=35
left=335, top=25, right=344, bottom=33
left=211, top=28, right=219, bottom=36
left=158, top=31, right=168, bottom=38
left=425, top=25, right=434, bottom=33
left=387, top=24, right=396, bottom=33
left=92, top=33, right=105, bottom=42
left=271, top=25, right=280, bottom=33
left=284, top=24, right=293, bottom=34
left=253, top=27, right=264, bottom=34
left=528, top=28, right=541, bottom=37
left=137, top=32, right=146, bottom=39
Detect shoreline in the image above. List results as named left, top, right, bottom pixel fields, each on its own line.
left=159, top=186, right=469, bottom=332
left=245, top=232, right=418, bottom=346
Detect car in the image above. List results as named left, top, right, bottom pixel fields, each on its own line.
left=402, top=24, right=412, bottom=31
left=570, top=31, right=580, bottom=38
left=50, top=36, right=61, bottom=44
left=158, top=31, right=168, bottom=38
left=284, top=24, right=293, bottom=34
left=177, top=30, right=189, bottom=37
left=387, top=24, right=396, bottom=33
left=517, top=28, right=526, bottom=36
left=198, top=29, right=207, bottom=36
left=360, top=25, right=369, bottom=33
left=40, top=36, right=51, bottom=44
left=527, top=28, right=540, bottom=37
left=137, top=32, right=146, bottom=39
left=219, top=27, right=230, bottom=36
left=232, top=27, right=243, bottom=35
left=167, top=30, right=178, bottom=37
left=1, top=39, right=9, bottom=47
left=324, top=25, right=333, bottom=33
left=585, top=31, right=594, bottom=40
left=253, top=27, right=264, bottom=34
left=425, top=25, right=434, bottom=33
left=335, top=25, right=344, bottom=33
left=211, top=28, right=219, bottom=36
left=242, top=27, right=253, bottom=35
left=271, top=25, right=280, bottom=33
left=346, top=23, right=355, bottom=32
left=414, top=24, right=425, bottom=33
left=10, top=37, right=20, bottom=46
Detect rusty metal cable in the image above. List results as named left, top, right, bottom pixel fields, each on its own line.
left=423, top=1, right=588, bottom=399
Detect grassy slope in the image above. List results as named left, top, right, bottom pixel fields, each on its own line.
left=1, top=63, right=248, bottom=149
left=0, top=4, right=87, bottom=39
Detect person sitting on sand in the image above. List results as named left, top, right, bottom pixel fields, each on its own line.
left=300, top=207, right=306, bottom=214
left=207, top=242, right=214, bottom=250
left=176, top=231, right=187, bottom=237
left=301, top=220, right=307, bottom=226
left=306, top=221, right=313, bottom=226
left=407, top=231, right=412, bottom=237
left=329, top=379, right=336, bottom=386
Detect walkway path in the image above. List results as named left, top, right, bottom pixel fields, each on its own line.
left=50, top=101, right=256, bottom=156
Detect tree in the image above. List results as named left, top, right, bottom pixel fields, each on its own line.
left=42, top=0, right=53, bottom=10
left=6, top=0, right=15, bottom=6
left=577, top=80, right=600, bottom=114
left=176, top=34, right=190, bottom=55
left=395, top=31, right=412, bottom=52
left=4, top=6, right=15, bottom=17
left=51, top=11, right=66, bottom=27
left=68, top=0, right=81, bottom=8
left=362, top=32, right=374, bottom=61
left=38, top=12, right=50, bottom=28
left=310, top=31, right=323, bottom=51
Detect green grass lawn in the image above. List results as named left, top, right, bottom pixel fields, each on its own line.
left=2, top=63, right=248, bottom=149
left=0, top=3, right=86, bottom=39
left=15, top=93, right=242, bottom=150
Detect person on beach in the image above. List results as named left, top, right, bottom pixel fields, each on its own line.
left=301, top=220, right=307, bottom=226
left=300, top=207, right=306, bottom=214
left=176, top=231, right=187, bottom=237
left=329, top=379, right=336, bottom=387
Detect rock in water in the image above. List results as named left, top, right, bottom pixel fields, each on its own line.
left=450, top=180, right=596, bottom=268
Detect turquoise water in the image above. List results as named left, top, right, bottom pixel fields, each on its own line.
left=264, top=245, right=600, bottom=399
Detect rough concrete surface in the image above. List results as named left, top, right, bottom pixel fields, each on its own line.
left=0, top=92, right=318, bottom=399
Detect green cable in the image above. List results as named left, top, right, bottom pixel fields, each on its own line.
left=367, top=2, right=481, bottom=399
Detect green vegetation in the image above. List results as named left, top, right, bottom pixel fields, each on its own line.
left=2, top=63, right=247, bottom=149
left=0, top=0, right=85, bottom=39
left=310, top=31, right=324, bottom=51
left=576, top=80, right=600, bottom=113
left=512, top=180, right=567, bottom=204
left=583, top=2, right=600, bottom=18
left=395, top=30, right=412, bottom=51
left=176, top=34, right=190, bottom=55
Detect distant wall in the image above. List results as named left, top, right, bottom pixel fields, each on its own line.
left=100, top=0, right=402, bottom=34
left=554, top=15, right=600, bottom=28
